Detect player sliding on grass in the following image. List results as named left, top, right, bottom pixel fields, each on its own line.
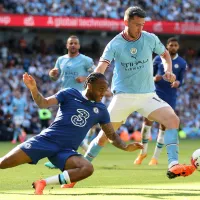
left=0, top=72, right=143, bottom=195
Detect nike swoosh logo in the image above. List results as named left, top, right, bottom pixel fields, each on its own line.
left=74, top=98, right=82, bottom=102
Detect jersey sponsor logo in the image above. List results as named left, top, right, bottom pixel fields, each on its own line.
left=71, top=109, right=89, bottom=127
left=174, top=64, right=179, bottom=68
left=74, top=98, right=82, bottom=102
left=130, top=48, right=137, bottom=54
left=93, top=107, right=99, bottom=114
left=24, top=143, right=31, bottom=149
left=121, top=59, right=148, bottom=71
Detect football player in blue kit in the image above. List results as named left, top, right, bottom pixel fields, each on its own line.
left=0, top=72, right=143, bottom=195
left=134, top=37, right=187, bottom=166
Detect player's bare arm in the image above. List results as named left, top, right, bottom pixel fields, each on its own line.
left=160, top=50, right=176, bottom=83
left=100, top=123, right=143, bottom=152
left=23, top=73, right=58, bottom=108
left=94, top=62, right=109, bottom=74
left=49, top=68, right=60, bottom=81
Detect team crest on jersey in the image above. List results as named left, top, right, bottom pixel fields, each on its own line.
left=174, top=64, right=179, bottom=68
left=67, top=62, right=72, bottom=66
left=24, top=143, right=31, bottom=149
left=93, top=107, right=99, bottom=114
left=130, top=48, right=137, bottom=54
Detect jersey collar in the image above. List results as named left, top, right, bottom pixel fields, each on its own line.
left=64, top=53, right=80, bottom=58
left=172, top=53, right=178, bottom=60
left=121, top=30, right=141, bottom=42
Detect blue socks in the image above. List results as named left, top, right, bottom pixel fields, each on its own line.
left=84, top=138, right=103, bottom=162
left=164, top=129, right=179, bottom=166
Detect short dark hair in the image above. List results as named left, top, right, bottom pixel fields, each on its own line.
left=67, top=35, right=79, bottom=43
left=124, top=6, right=146, bottom=21
left=167, top=37, right=179, bottom=44
left=84, top=72, right=108, bottom=89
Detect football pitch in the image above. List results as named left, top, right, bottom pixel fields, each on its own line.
left=0, top=139, right=200, bottom=200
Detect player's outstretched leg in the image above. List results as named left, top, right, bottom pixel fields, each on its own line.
left=134, top=123, right=151, bottom=165
left=61, top=131, right=107, bottom=189
left=164, top=129, right=195, bottom=179
left=34, top=156, right=94, bottom=194
left=149, top=129, right=165, bottom=165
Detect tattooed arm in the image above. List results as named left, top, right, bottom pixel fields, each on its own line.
left=23, top=73, right=58, bottom=108
left=100, top=123, right=143, bottom=152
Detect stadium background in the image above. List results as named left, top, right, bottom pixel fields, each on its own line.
left=0, top=0, right=200, bottom=142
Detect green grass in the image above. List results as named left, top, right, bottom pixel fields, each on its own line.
left=0, top=139, right=200, bottom=200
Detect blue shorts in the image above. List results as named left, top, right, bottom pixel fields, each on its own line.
left=18, top=135, right=82, bottom=171
left=157, top=93, right=176, bottom=110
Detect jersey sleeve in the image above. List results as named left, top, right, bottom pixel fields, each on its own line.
left=98, top=108, right=110, bottom=125
left=177, top=61, right=187, bottom=86
left=99, top=41, right=115, bottom=65
left=153, top=56, right=161, bottom=76
left=84, top=56, right=95, bottom=73
left=151, top=34, right=166, bottom=56
left=54, top=88, right=70, bottom=104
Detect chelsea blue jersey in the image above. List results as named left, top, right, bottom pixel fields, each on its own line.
left=40, top=88, right=110, bottom=150
left=100, top=31, right=166, bottom=94
left=55, top=54, right=94, bottom=91
left=153, top=54, right=187, bottom=100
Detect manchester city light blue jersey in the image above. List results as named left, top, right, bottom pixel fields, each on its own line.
left=153, top=54, right=187, bottom=99
left=100, top=31, right=166, bottom=94
left=40, top=88, right=110, bottom=150
left=55, top=54, right=94, bottom=91
left=12, top=97, right=26, bottom=117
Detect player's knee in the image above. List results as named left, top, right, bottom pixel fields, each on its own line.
left=83, top=162, right=94, bottom=178
left=166, top=114, right=180, bottom=129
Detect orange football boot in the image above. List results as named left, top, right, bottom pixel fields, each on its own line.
left=32, top=180, right=46, bottom=195
left=167, top=164, right=196, bottom=179
left=61, top=182, right=77, bottom=188
left=134, top=154, right=147, bottom=165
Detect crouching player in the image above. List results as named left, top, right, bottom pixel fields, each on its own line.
left=0, top=72, right=143, bottom=195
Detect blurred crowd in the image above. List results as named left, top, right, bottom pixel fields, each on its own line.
left=1, top=0, right=200, bottom=22
left=0, top=36, right=200, bottom=142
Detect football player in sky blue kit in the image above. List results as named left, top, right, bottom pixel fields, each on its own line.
left=49, top=35, right=94, bottom=91
left=11, top=90, right=27, bottom=144
left=80, top=6, right=195, bottom=184
left=45, top=35, right=95, bottom=169
left=0, top=72, right=143, bottom=195
left=134, top=37, right=187, bottom=166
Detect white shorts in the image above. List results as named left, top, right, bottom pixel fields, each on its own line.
left=108, top=93, right=170, bottom=123
left=13, top=116, right=24, bottom=126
